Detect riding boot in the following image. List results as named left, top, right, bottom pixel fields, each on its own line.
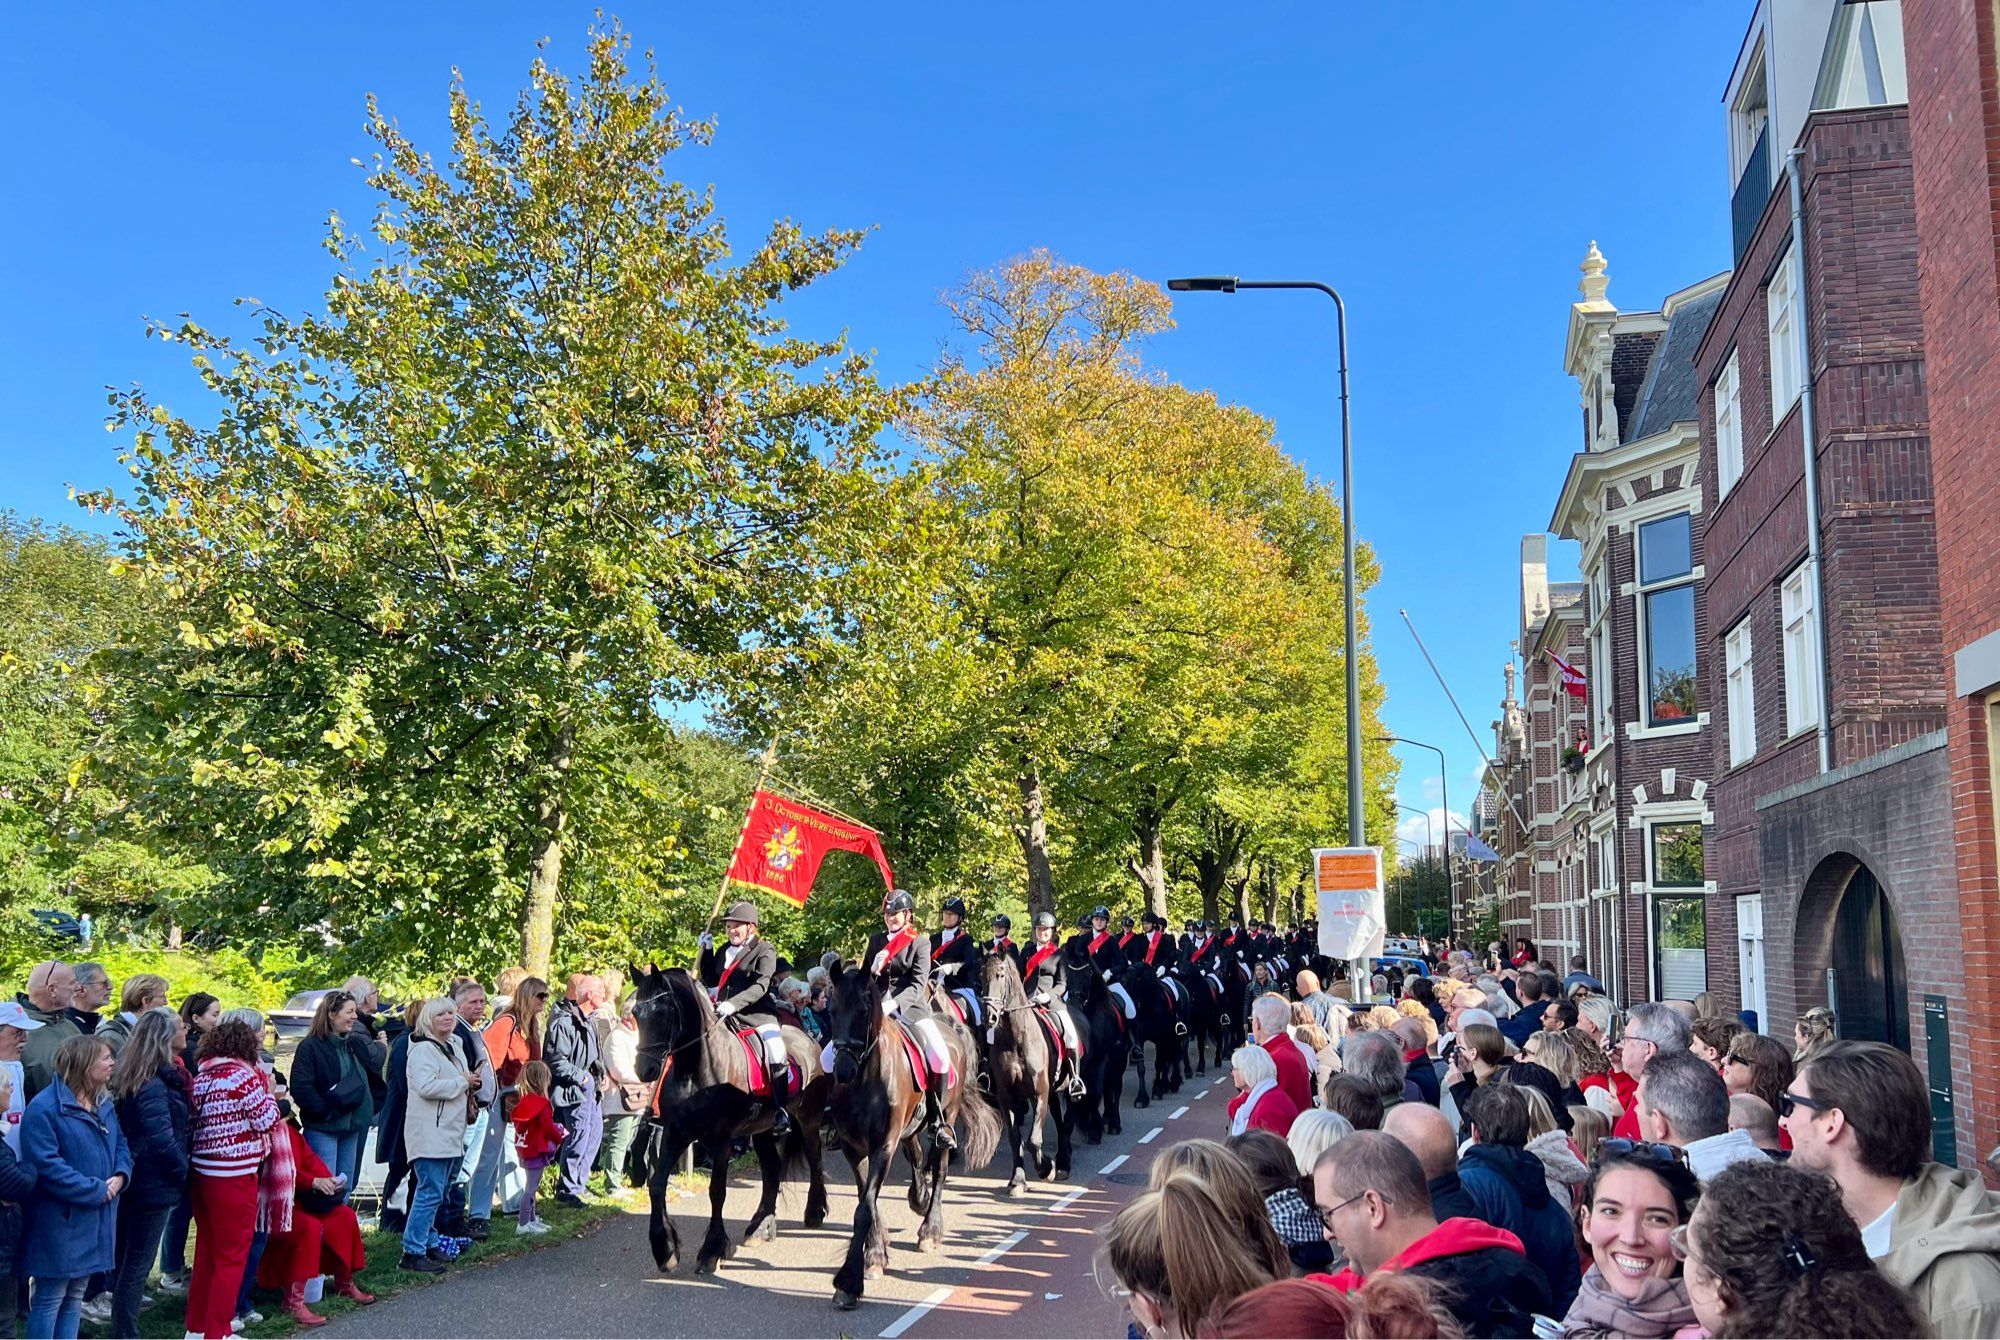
left=925, top=1082, right=958, bottom=1150
left=767, top=1071, right=793, bottom=1137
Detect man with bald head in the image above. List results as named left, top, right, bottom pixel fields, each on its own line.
left=1383, top=1101, right=1482, bottom=1221
left=1295, top=969, right=1340, bottom=1033
left=18, top=960, right=81, bottom=1100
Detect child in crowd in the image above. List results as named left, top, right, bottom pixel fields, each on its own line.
left=508, top=1061, right=565, bottom=1235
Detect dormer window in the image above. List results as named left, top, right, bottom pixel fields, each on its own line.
left=1815, top=2, right=1906, bottom=110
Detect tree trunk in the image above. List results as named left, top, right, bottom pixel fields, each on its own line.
left=1192, top=810, right=1244, bottom=928
left=1016, top=762, right=1057, bottom=917
left=1130, top=805, right=1170, bottom=919
left=1228, top=870, right=1252, bottom=926
left=520, top=723, right=575, bottom=978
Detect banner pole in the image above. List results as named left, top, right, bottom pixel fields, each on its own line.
left=705, top=739, right=780, bottom=932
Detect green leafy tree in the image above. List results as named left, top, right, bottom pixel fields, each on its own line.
left=85, top=26, right=891, bottom=975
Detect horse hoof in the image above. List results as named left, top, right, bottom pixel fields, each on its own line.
left=865, top=1263, right=884, bottom=1281
left=1055, top=1167, right=1071, bottom=1181
left=804, top=1212, right=827, bottom=1230
left=1134, top=1094, right=1149, bottom=1109
left=1007, top=1181, right=1027, bottom=1199
left=834, top=1290, right=860, bottom=1311
left=753, top=1220, right=777, bottom=1243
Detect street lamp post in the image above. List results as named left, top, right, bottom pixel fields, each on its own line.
left=1379, top=734, right=1452, bottom=933
left=1168, top=276, right=1363, bottom=850
left=1396, top=804, right=1433, bottom=938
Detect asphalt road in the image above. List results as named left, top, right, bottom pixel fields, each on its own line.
left=319, top=1064, right=1237, bottom=1338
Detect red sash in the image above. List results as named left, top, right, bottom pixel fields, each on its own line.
left=930, top=930, right=958, bottom=960
left=878, top=925, right=920, bottom=970
left=713, top=940, right=751, bottom=999
left=1117, top=932, right=1135, bottom=949
left=1190, top=938, right=1212, bottom=963
left=1088, top=932, right=1112, bottom=955
left=1023, top=942, right=1059, bottom=981
left=992, top=937, right=1015, bottom=954
left=1144, top=931, right=1162, bottom=964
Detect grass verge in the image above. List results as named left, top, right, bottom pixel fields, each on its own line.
left=101, top=1190, right=637, bottom=1340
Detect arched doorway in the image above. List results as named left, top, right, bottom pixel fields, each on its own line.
left=1830, top=864, right=1910, bottom=1051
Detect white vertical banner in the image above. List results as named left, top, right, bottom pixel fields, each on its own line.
left=1314, top=846, right=1385, bottom=964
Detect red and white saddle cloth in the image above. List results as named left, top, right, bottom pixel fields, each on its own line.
left=883, top=1020, right=931, bottom=1093
left=731, top=1028, right=800, bottom=1099
left=1030, top=1005, right=1081, bottom=1068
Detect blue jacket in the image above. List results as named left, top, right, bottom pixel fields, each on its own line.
left=1497, top=1000, right=1549, bottom=1047
left=20, top=1079, right=132, bottom=1278
left=114, top=1065, right=192, bottom=1210
left=1457, top=1142, right=1580, bottom=1315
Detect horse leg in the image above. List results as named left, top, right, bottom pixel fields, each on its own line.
left=1132, top=1037, right=1150, bottom=1109
left=902, top=1133, right=929, bottom=1215
left=801, top=1109, right=830, bottom=1230
left=915, top=1128, right=949, bottom=1253
left=1105, top=1044, right=1125, bottom=1136
left=649, top=1128, right=689, bottom=1273
left=694, top=1141, right=733, bottom=1274
left=1053, top=1091, right=1075, bottom=1179
left=833, top=1144, right=888, bottom=1308
left=743, top=1131, right=782, bottom=1244
left=1029, top=1089, right=1052, bottom=1180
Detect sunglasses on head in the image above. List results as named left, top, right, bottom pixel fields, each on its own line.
left=1594, top=1138, right=1688, bottom=1167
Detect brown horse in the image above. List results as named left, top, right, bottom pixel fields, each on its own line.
left=823, top=963, right=1000, bottom=1310
left=629, top=966, right=832, bottom=1275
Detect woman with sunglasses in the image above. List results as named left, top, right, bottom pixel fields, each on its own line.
left=1558, top=1140, right=1702, bottom=1336
left=1719, top=1032, right=1793, bottom=1151
left=1676, top=1158, right=1926, bottom=1337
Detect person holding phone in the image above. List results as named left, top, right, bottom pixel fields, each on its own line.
left=254, top=1116, right=376, bottom=1325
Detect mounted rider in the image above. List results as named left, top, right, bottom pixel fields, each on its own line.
left=1078, top=906, right=1136, bottom=1020
left=1137, top=911, right=1179, bottom=974
left=929, top=896, right=983, bottom=1026
left=866, top=889, right=957, bottom=1149
left=1115, top=914, right=1139, bottom=955
left=1019, top=912, right=1085, bottom=1096
left=987, top=913, right=1021, bottom=974
left=697, top=900, right=793, bottom=1123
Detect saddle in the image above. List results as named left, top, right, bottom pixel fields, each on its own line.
left=884, top=1019, right=930, bottom=1093
left=1029, top=1004, right=1079, bottom=1067
left=730, top=1027, right=799, bottom=1099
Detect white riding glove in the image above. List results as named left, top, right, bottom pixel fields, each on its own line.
left=1156, top=967, right=1167, bottom=977
left=882, top=995, right=901, bottom=1018
left=715, top=1002, right=736, bottom=1019
left=698, top=931, right=714, bottom=951
left=1030, top=992, right=1049, bottom=1006
left=1101, top=970, right=1113, bottom=982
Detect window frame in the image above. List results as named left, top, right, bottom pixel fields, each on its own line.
left=1725, top=616, right=1758, bottom=766
left=1588, top=558, right=1614, bottom=746
left=1714, top=349, right=1743, bottom=497
left=1781, top=562, right=1823, bottom=738
left=1635, top=513, right=1699, bottom=730
left=1649, top=821, right=1705, bottom=890
left=1768, top=252, right=1802, bottom=420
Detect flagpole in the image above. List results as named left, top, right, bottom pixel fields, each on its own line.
left=762, top=768, right=884, bottom=835
left=705, top=739, right=781, bottom=932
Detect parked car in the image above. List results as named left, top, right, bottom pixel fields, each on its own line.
left=30, top=909, right=83, bottom=943
left=271, top=988, right=336, bottom=1039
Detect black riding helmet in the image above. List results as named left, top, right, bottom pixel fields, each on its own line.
left=884, top=889, right=916, bottom=915
left=1091, top=905, right=1110, bottom=921
left=1076, top=913, right=1092, bottom=931
left=1120, top=914, right=1135, bottom=930
left=990, top=913, right=1011, bottom=930
left=941, top=896, right=967, bottom=918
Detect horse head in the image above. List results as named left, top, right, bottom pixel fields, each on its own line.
left=629, top=964, right=710, bottom=1085
left=979, top=945, right=1025, bottom=1020
left=823, top=962, right=880, bottom=1086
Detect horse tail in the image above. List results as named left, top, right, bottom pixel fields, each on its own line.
left=955, top=1080, right=1003, bottom=1170
left=780, top=1121, right=812, bottom=1185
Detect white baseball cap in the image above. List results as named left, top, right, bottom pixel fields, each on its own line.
left=0, top=1002, right=45, bottom=1031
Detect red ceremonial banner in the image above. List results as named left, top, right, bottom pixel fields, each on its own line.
left=723, top=789, right=895, bottom=908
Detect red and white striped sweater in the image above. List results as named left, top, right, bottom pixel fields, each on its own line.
left=191, top=1057, right=279, bottom=1177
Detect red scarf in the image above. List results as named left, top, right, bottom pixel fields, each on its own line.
left=1023, top=941, right=1060, bottom=981
left=1144, top=931, right=1163, bottom=964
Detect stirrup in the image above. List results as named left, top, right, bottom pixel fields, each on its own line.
left=1174, top=1021, right=1188, bottom=1036
left=1067, top=1072, right=1088, bottom=1099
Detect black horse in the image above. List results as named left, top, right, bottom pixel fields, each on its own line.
left=1060, top=949, right=1128, bottom=1143
left=628, top=966, right=832, bottom=1275
left=977, top=948, right=1073, bottom=1190
left=1173, top=952, right=1233, bottom=1075
left=824, top=965, right=1000, bottom=1310
left=1116, top=962, right=1184, bottom=1106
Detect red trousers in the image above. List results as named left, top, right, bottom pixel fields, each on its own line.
left=256, top=1205, right=366, bottom=1289
left=187, top=1172, right=259, bottom=1340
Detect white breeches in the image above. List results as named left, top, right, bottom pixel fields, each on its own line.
left=1051, top=1007, right=1081, bottom=1054
left=754, top=1023, right=786, bottom=1066
left=911, top=1016, right=953, bottom=1074
left=1108, top=982, right=1136, bottom=1020
left=952, top=986, right=982, bottom=1026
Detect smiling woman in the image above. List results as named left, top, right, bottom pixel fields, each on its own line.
left=1558, top=1145, right=1702, bottom=1338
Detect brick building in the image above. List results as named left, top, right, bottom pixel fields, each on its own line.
left=1906, top=0, right=2000, bottom=1169
left=1548, top=251, right=1726, bottom=1004
left=1691, top=1, right=1973, bottom=1165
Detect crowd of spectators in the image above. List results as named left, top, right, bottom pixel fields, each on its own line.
left=1, top=958, right=653, bottom=1338
left=1105, top=937, right=2000, bottom=1337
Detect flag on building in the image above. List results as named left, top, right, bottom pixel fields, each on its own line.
left=724, top=789, right=895, bottom=907
left=1464, top=834, right=1501, bottom=862
left=1549, top=650, right=1588, bottom=700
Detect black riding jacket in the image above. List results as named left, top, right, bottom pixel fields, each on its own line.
left=865, top=927, right=932, bottom=1020
left=1020, top=937, right=1069, bottom=1002
left=928, top=926, right=981, bottom=986
left=699, top=935, right=780, bottom=1029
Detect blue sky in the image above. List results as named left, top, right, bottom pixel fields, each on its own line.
left=0, top=2, right=1747, bottom=851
